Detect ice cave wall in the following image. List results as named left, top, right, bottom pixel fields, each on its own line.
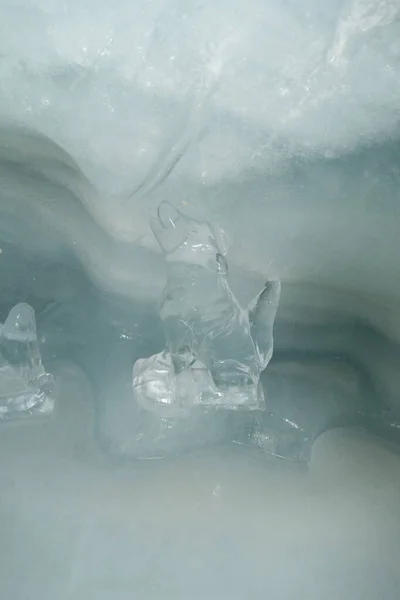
left=0, top=0, right=399, bottom=415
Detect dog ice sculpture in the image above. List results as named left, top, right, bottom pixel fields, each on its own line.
left=0, top=303, right=56, bottom=420
left=133, top=202, right=280, bottom=416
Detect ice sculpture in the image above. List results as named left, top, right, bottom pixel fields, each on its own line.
left=0, top=303, right=56, bottom=420
left=133, top=202, right=280, bottom=415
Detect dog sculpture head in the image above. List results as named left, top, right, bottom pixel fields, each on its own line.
left=150, top=202, right=229, bottom=272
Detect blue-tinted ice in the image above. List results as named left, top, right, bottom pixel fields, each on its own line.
left=0, top=303, right=56, bottom=419
left=133, top=202, right=280, bottom=415
left=234, top=357, right=379, bottom=462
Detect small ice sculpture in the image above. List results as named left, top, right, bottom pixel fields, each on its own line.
left=133, top=202, right=280, bottom=415
left=0, top=303, right=56, bottom=420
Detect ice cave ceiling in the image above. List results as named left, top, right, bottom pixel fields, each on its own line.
left=0, top=0, right=399, bottom=330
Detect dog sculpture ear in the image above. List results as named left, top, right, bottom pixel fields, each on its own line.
left=157, top=201, right=180, bottom=228
left=150, top=202, right=188, bottom=254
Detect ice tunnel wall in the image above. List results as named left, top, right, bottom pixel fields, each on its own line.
left=0, top=0, right=400, bottom=423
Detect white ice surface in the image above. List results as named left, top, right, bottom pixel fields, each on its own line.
left=0, top=0, right=399, bottom=307
left=0, top=362, right=399, bottom=599
left=0, top=0, right=399, bottom=191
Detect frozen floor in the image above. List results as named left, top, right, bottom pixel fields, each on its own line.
left=1, top=363, right=400, bottom=600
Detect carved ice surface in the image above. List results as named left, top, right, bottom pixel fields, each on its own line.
left=0, top=303, right=56, bottom=419
left=235, top=358, right=373, bottom=462
left=133, top=202, right=280, bottom=415
left=242, top=411, right=313, bottom=463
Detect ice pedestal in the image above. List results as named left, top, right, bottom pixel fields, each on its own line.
left=0, top=303, right=56, bottom=420
left=98, top=338, right=236, bottom=459
left=133, top=351, right=265, bottom=418
left=133, top=202, right=280, bottom=415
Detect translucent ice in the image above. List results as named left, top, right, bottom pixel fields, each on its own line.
left=133, top=202, right=280, bottom=415
left=0, top=303, right=56, bottom=419
left=235, top=357, right=375, bottom=462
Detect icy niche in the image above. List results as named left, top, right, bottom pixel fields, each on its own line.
left=133, top=202, right=280, bottom=417
left=0, top=303, right=56, bottom=420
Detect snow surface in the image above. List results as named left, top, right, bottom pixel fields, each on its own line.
left=0, top=0, right=399, bottom=303
left=0, top=362, right=399, bottom=599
